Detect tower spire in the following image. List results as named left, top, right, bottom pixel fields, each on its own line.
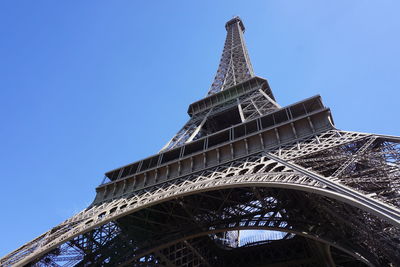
left=208, top=16, right=255, bottom=96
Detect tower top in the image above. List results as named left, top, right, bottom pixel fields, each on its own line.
left=225, top=16, right=245, bottom=32
left=208, top=17, right=254, bottom=95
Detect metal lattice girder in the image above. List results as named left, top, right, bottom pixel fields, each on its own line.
left=3, top=130, right=400, bottom=266
left=161, top=77, right=279, bottom=151
left=131, top=235, right=340, bottom=267
left=133, top=235, right=361, bottom=267
left=208, top=17, right=254, bottom=96
left=33, top=186, right=394, bottom=266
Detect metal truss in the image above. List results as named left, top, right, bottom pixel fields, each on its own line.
left=26, top=181, right=399, bottom=266
left=2, top=129, right=400, bottom=266
left=237, top=89, right=279, bottom=121
left=2, top=17, right=400, bottom=267
left=207, top=17, right=254, bottom=96
left=162, top=84, right=279, bottom=151
left=275, top=131, right=400, bottom=207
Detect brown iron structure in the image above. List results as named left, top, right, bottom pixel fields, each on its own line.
left=1, top=16, right=400, bottom=267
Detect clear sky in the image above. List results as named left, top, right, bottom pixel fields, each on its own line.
left=0, top=0, right=399, bottom=257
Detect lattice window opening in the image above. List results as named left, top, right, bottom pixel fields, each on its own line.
left=239, top=229, right=295, bottom=247
left=33, top=242, right=85, bottom=267
left=195, top=106, right=242, bottom=139
left=380, top=141, right=400, bottom=164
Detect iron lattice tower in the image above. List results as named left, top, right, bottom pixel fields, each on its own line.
left=2, top=17, right=400, bottom=267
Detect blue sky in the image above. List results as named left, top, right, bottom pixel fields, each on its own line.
left=0, top=0, right=399, bottom=257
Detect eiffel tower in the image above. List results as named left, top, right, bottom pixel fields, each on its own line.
left=2, top=16, right=400, bottom=267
